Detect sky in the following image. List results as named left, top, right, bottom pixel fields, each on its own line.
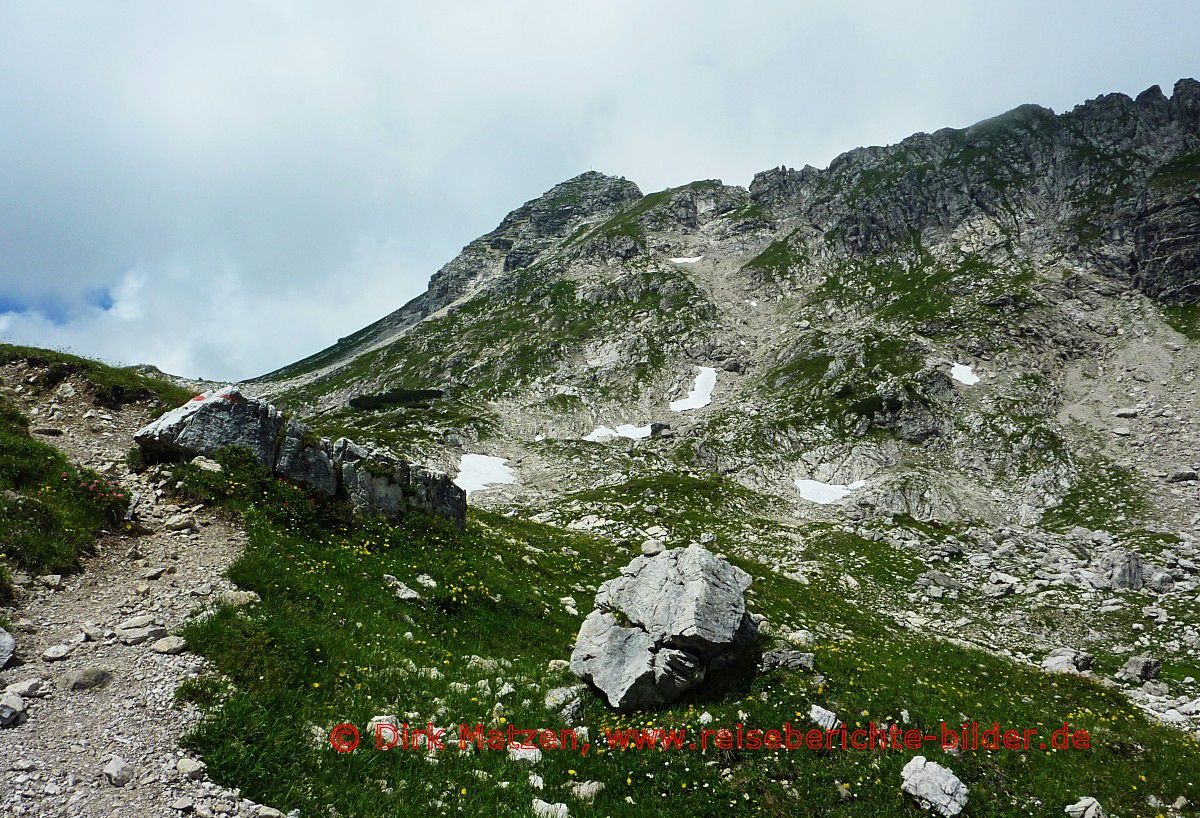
left=1, top=1, right=1198, bottom=381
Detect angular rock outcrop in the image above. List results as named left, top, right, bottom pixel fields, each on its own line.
left=334, top=438, right=464, bottom=524
left=276, top=418, right=337, bottom=496
left=135, top=386, right=283, bottom=465
left=134, top=388, right=465, bottom=526
left=569, top=545, right=757, bottom=711
left=1093, top=549, right=1144, bottom=591
left=1116, top=655, right=1162, bottom=682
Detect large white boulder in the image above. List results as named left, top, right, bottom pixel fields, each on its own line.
left=570, top=545, right=757, bottom=711
left=900, top=756, right=968, bottom=817
left=134, top=386, right=283, bottom=466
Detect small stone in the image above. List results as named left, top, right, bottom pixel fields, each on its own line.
left=383, top=575, right=420, bottom=600
left=810, top=704, right=842, bottom=731
left=171, top=797, right=195, bottom=812
left=6, top=678, right=42, bottom=698
left=219, top=590, right=260, bottom=608
left=119, top=626, right=168, bottom=646
left=1116, top=655, right=1161, bottom=682
left=60, top=667, right=113, bottom=691
left=531, top=799, right=569, bottom=818
left=103, top=756, right=134, bottom=787
left=0, top=692, right=26, bottom=727
left=1064, top=796, right=1105, bottom=818
left=37, top=574, right=63, bottom=590
left=42, top=643, right=73, bottom=661
left=191, top=456, right=224, bottom=473
left=570, top=780, right=604, bottom=803
left=152, top=636, right=188, bottom=655
left=165, top=513, right=197, bottom=531
left=177, top=757, right=206, bottom=780
left=0, top=627, right=13, bottom=668
left=901, top=756, right=968, bottom=816
left=640, top=539, right=664, bottom=556
left=1142, top=679, right=1169, bottom=697
left=508, top=744, right=542, bottom=765
left=117, top=614, right=156, bottom=630
left=761, top=648, right=815, bottom=672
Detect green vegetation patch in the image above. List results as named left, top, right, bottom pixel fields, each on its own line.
left=175, top=448, right=1200, bottom=817
left=348, top=388, right=445, bottom=412
left=811, top=241, right=1035, bottom=334
left=284, top=264, right=714, bottom=406
left=1161, top=302, right=1200, bottom=341
left=1040, top=462, right=1149, bottom=534
left=1149, top=150, right=1200, bottom=193
left=741, top=232, right=809, bottom=283
left=763, top=329, right=931, bottom=437
left=0, top=343, right=193, bottom=409
left=0, top=396, right=129, bottom=598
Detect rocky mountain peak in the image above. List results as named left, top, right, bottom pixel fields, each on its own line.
left=487, top=170, right=643, bottom=271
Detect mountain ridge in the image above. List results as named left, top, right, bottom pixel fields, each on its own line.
left=257, top=78, right=1199, bottom=391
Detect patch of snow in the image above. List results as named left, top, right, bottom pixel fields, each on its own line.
left=794, top=478, right=867, bottom=504
left=584, top=424, right=652, bottom=442
left=950, top=363, right=980, bottom=385
left=454, top=454, right=516, bottom=495
left=669, top=256, right=703, bottom=263
left=669, top=367, right=717, bottom=412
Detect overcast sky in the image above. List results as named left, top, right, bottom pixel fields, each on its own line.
left=1, top=1, right=1197, bottom=381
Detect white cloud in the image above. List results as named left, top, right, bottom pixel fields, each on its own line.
left=1, top=1, right=1197, bottom=379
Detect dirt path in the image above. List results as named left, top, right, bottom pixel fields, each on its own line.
left=0, top=367, right=283, bottom=818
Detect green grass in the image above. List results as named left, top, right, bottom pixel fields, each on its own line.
left=758, top=328, right=932, bottom=442
left=0, top=343, right=194, bottom=409
left=1162, top=302, right=1200, bottom=341
left=741, top=233, right=808, bottom=283
left=1149, top=150, right=1200, bottom=193
left=278, top=264, right=714, bottom=408
left=0, top=396, right=129, bottom=598
left=810, top=242, right=1035, bottom=334
left=1040, top=463, right=1149, bottom=534
left=174, top=449, right=1200, bottom=817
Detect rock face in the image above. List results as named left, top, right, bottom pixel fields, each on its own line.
left=135, top=388, right=465, bottom=527
left=900, top=756, right=969, bottom=817
left=569, top=545, right=757, bottom=711
left=334, top=439, right=465, bottom=523
left=275, top=418, right=337, bottom=496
